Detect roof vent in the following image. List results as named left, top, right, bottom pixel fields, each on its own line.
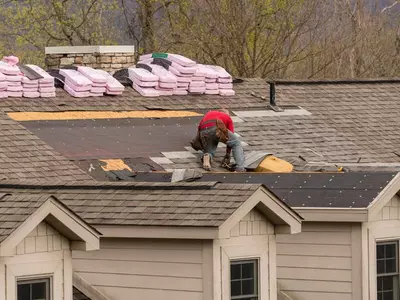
left=268, top=81, right=284, bottom=112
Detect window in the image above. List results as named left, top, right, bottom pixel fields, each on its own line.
left=230, top=259, right=258, bottom=300
left=377, top=242, right=399, bottom=300
left=17, top=278, right=50, bottom=300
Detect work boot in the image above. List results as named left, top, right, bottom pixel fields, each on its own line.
left=202, top=153, right=211, bottom=171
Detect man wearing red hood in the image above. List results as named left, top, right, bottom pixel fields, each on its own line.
left=195, top=109, right=245, bottom=172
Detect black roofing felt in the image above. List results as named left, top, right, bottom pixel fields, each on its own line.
left=132, top=172, right=398, bottom=208
left=22, top=117, right=202, bottom=160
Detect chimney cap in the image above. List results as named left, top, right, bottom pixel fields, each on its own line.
left=45, top=45, right=135, bottom=55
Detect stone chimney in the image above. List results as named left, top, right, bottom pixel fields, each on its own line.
left=44, top=45, right=135, bottom=72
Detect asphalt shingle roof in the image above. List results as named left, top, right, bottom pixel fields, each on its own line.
left=0, top=193, right=49, bottom=242
left=0, top=78, right=399, bottom=180
left=0, top=112, right=92, bottom=181
left=0, top=181, right=261, bottom=227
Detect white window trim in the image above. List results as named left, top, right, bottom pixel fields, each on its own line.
left=17, top=277, right=51, bottom=300
left=216, top=235, right=272, bottom=300
left=376, top=241, right=399, bottom=300
left=4, top=250, right=72, bottom=300
left=230, top=259, right=259, bottom=300
left=365, top=220, right=400, bottom=300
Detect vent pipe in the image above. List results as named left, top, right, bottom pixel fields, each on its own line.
left=269, top=81, right=276, bottom=106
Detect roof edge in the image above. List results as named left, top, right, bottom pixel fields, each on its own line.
left=0, top=196, right=100, bottom=256
left=218, top=186, right=302, bottom=238
left=267, top=78, right=400, bottom=85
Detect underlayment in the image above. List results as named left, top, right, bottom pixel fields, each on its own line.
left=22, top=116, right=202, bottom=159
left=131, top=171, right=397, bottom=208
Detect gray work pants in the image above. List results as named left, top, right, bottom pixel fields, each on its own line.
left=199, top=126, right=245, bottom=170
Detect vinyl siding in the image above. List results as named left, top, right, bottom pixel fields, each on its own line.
left=17, top=221, right=70, bottom=254
left=373, top=194, right=400, bottom=221
left=230, top=209, right=274, bottom=237
left=276, top=222, right=353, bottom=300
left=217, top=208, right=274, bottom=300
left=72, top=238, right=205, bottom=300
left=3, top=221, right=71, bottom=300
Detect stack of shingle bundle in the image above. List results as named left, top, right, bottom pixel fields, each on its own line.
left=128, top=67, right=160, bottom=97
left=0, top=72, right=7, bottom=98
left=77, top=66, right=107, bottom=97
left=0, top=56, right=21, bottom=97
left=138, top=53, right=196, bottom=95
left=22, top=76, right=39, bottom=98
left=136, top=63, right=177, bottom=96
left=5, top=74, right=22, bottom=98
left=95, top=69, right=125, bottom=95
left=59, top=69, right=92, bottom=98
left=152, top=57, right=195, bottom=95
left=26, top=65, right=56, bottom=98
left=135, top=52, right=235, bottom=97
left=206, top=65, right=234, bottom=96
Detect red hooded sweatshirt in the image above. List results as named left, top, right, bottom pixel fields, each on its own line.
left=198, top=110, right=234, bottom=132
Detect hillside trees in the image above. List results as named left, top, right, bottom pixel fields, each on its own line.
left=121, top=0, right=400, bottom=78
left=0, top=0, right=120, bottom=64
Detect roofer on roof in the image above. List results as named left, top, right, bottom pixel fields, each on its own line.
left=191, top=109, right=245, bottom=172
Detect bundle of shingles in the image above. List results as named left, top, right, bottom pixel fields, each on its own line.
left=25, top=65, right=56, bottom=98
left=0, top=56, right=56, bottom=98
left=0, top=57, right=22, bottom=98
left=129, top=53, right=235, bottom=97
left=58, top=67, right=124, bottom=97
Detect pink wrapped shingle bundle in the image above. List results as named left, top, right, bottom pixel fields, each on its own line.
left=128, top=67, right=159, bottom=97
left=94, top=69, right=125, bottom=95
left=205, top=82, right=219, bottom=95
left=59, top=69, right=92, bottom=97
left=139, top=53, right=196, bottom=67
left=204, top=64, right=234, bottom=96
left=129, top=68, right=158, bottom=85
left=137, top=63, right=177, bottom=96
left=0, top=72, right=7, bottom=98
left=22, top=77, right=39, bottom=98
left=133, top=83, right=160, bottom=97
left=208, top=65, right=233, bottom=83
left=173, top=88, right=188, bottom=95
left=155, top=85, right=174, bottom=96
left=25, top=65, right=56, bottom=97
left=6, top=75, right=22, bottom=97
left=77, top=66, right=107, bottom=97
left=0, top=61, right=20, bottom=75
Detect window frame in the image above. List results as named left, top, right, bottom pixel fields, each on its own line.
left=17, top=277, right=51, bottom=300
left=230, top=259, right=259, bottom=300
left=376, top=241, right=399, bottom=300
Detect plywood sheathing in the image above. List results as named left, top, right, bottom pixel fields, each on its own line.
left=8, top=111, right=202, bottom=121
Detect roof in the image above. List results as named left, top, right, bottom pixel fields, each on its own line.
left=0, top=111, right=92, bottom=181
left=130, top=171, right=398, bottom=208
left=0, top=192, right=101, bottom=255
left=1, top=78, right=398, bottom=181
left=0, top=181, right=264, bottom=227
left=0, top=193, right=48, bottom=242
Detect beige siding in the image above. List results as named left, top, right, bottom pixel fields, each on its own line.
left=276, top=222, right=353, bottom=300
left=230, top=209, right=274, bottom=237
left=5, top=221, right=71, bottom=300
left=374, top=194, right=400, bottom=221
left=16, top=222, right=70, bottom=255
left=217, top=208, right=274, bottom=300
left=72, top=238, right=205, bottom=300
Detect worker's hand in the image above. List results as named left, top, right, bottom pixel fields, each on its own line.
left=221, top=154, right=231, bottom=168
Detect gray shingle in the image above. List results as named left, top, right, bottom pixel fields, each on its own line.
left=0, top=181, right=261, bottom=229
